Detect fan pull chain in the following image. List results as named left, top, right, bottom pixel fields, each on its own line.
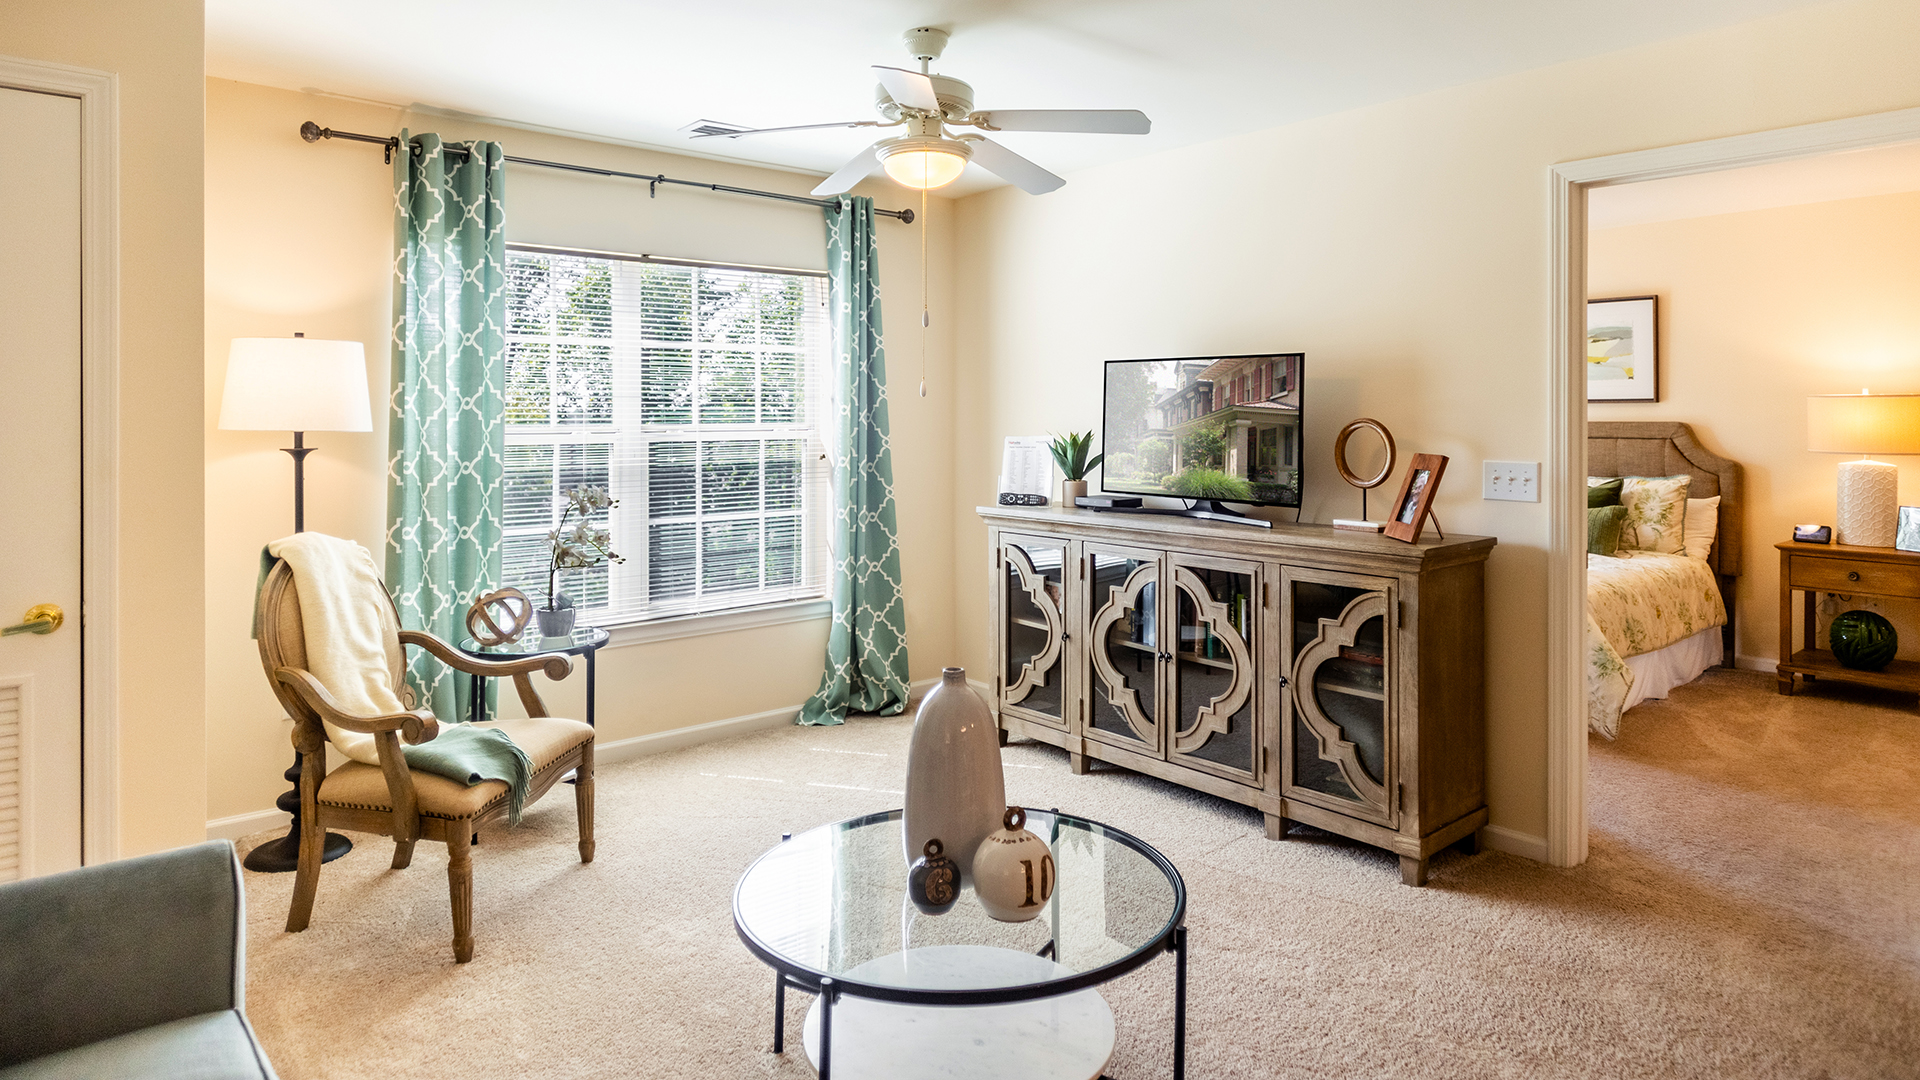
left=919, top=183, right=928, bottom=397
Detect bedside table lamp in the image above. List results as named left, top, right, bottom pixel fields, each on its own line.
left=219, top=334, right=372, bottom=533
left=219, top=332, right=371, bottom=874
left=1807, top=391, right=1920, bottom=547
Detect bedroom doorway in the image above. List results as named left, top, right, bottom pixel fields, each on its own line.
left=1546, top=106, right=1920, bottom=867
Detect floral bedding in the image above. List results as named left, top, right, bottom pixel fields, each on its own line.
left=1586, top=551, right=1727, bottom=738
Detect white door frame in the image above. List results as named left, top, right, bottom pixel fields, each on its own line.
left=1545, top=106, right=1920, bottom=867
left=0, top=54, right=119, bottom=865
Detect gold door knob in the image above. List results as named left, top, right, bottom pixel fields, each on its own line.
left=3, top=604, right=64, bottom=637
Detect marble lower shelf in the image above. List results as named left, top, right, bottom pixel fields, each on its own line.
left=800, top=945, right=1115, bottom=1080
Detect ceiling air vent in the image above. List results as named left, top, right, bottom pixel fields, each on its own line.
left=679, top=119, right=753, bottom=139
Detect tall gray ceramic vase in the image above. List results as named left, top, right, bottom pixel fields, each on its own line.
left=904, top=667, right=1007, bottom=884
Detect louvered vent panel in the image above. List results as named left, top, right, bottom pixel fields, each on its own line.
left=0, top=682, right=22, bottom=883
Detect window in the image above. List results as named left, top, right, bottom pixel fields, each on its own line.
left=502, top=245, right=830, bottom=625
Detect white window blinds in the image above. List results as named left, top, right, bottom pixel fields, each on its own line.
left=503, top=245, right=830, bottom=625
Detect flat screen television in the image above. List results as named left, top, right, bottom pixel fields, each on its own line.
left=1100, top=353, right=1304, bottom=524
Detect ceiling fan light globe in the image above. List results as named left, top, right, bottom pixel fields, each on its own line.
left=877, top=135, right=971, bottom=190
left=882, top=148, right=967, bottom=189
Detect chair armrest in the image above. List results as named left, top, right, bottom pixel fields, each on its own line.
left=273, top=668, right=439, bottom=744
left=0, top=841, right=245, bottom=1067
left=399, top=628, right=573, bottom=681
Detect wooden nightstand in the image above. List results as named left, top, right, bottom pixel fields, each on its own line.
left=1776, top=541, right=1920, bottom=698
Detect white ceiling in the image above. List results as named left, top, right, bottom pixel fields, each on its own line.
left=1589, top=141, right=1920, bottom=228
left=207, top=0, right=1841, bottom=198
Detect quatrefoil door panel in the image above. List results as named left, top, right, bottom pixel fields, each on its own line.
left=1083, top=543, right=1164, bottom=756
left=1283, top=568, right=1397, bottom=828
left=1165, top=556, right=1263, bottom=786
left=997, top=534, right=1072, bottom=730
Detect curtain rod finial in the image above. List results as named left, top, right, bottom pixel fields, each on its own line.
left=300, top=121, right=324, bottom=143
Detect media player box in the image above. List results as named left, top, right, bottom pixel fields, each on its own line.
left=1076, top=495, right=1144, bottom=509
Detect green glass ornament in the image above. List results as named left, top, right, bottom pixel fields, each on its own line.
left=1829, top=609, right=1898, bottom=671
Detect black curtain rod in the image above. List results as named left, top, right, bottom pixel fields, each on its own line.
left=299, top=121, right=914, bottom=223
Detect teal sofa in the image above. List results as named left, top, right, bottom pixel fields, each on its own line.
left=0, top=840, right=277, bottom=1079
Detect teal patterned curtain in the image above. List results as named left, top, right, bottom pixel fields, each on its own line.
left=797, top=196, right=911, bottom=726
left=387, top=131, right=507, bottom=720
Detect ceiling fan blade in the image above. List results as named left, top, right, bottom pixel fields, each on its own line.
left=687, top=120, right=881, bottom=140
left=871, top=65, right=941, bottom=113
left=964, top=137, right=1066, bottom=195
left=811, top=145, right=879, bottom=197
left=972, top=110, right=1151, bottom=135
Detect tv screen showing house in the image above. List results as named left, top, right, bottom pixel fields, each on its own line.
left=1100, top=353, right=1304, bottom=508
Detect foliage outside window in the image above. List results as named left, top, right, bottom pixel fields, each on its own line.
left=502, top=246, right=829, bottom=625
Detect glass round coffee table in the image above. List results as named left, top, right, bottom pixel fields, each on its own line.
left=733, top=808, right=1187, bottom=1080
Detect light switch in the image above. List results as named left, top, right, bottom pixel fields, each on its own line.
left=1482, top=460, right=1539, bottom=502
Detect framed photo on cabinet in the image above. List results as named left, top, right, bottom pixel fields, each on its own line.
left=1384, top=454, right=1448, bottom=543
left=1587, top=295, right=1659, bottom=402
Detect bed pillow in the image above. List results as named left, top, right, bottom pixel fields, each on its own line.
left=1587, top=477, right=1624, bottom=508
left=1619, top=474, right=1692, bottom=554
left=1681, top=496, right=1721, bottom=562
left=1588, top=505, right=1628, bottom=556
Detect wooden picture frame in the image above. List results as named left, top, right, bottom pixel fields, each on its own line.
left=1587, top=295, right=1659, bottom=402
left=1383, top=454, right=1448, bottom=543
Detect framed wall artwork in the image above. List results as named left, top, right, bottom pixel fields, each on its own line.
left=1587, top=295, right=1659, bottom=402
left=1384, top=453, right=1448, bottom=543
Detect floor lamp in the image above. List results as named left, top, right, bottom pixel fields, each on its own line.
left=220, top=333, right=372, bottom=873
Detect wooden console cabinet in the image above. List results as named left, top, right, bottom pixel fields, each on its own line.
left=980, top=505, right=1495, bottom=886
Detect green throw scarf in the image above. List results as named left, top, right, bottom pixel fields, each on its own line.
left=403, top=722, right=536, bottom=826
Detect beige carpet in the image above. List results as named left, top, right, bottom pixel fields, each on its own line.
left=238, top=669, right=1920, bottom=1079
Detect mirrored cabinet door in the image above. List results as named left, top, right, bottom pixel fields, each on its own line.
left=1165, top=558, right=1261, bottom=785
left=1084, top=545, right=1162, bottom=755
left=1000, top=535, right=1070, bottom=728
left=1284, top=569, right=1396, bottom=827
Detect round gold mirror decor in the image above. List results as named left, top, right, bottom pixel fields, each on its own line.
left=1332, top=418, right=1396, bottom=531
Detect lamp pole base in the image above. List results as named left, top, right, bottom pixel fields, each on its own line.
left=243, top=828, right=353, bottom=873
left=241, top=749, right=353, bottom=873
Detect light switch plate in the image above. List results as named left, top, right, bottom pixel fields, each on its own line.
left=1482, top=460, right=1539, bottom=502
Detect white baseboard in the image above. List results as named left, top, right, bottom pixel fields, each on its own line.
left=1734, top=653, right=1775, bottom=673
left=207, top=808, right=290, bottom=843
left=1480, top=824, right=1549, bottom=863
left=207, top=676, right=945, bottom=834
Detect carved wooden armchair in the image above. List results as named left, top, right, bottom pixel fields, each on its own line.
left=254, top=559, right=595, bottom=963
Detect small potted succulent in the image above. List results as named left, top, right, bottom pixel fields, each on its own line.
left=1047, top=431, right=1105, bottom=509
left=539, top=485, right=624, bottom=639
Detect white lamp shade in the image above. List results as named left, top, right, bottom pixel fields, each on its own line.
left=1806, top=393, right=1920, bottom=455
left=219, top=337, right=372, bottom=433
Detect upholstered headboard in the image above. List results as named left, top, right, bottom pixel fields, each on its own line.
left=1588, top=421, right=1743, bottom=580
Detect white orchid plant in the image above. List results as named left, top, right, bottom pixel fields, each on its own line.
left=545, top=485, right=625, bottom=612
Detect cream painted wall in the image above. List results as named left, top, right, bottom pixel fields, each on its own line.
left=1590, top=190, right=1920, bottom=665
left=205, top=78, right=956, bottom=824
left=950, top=0, right=1920, bottom=846
left=1, top=0, right=207, bottom=856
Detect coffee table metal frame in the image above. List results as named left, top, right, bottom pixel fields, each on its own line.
left=732, top=807, right=1189, bottom=1080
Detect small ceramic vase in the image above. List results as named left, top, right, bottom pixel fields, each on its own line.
left=906, top=838, right=960, bottom=915
left=1063, top=478, right=1089, bottom=508
left=904, top=667, right=1007, bottom=883
left=536, top=605, right=576, bottom=640
left=971, top=806, right=1055, bottom=922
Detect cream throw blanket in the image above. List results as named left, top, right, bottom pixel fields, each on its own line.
left=267, top=533, right=404, bottom=766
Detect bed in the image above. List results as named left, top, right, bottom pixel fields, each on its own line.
left=1586, top=422, right=1744, bottom=738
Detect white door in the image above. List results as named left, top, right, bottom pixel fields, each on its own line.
left=0, top=85, right=84, bottom=880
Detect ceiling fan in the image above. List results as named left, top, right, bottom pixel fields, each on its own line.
left=684, top=27, right=1151, bottom=196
